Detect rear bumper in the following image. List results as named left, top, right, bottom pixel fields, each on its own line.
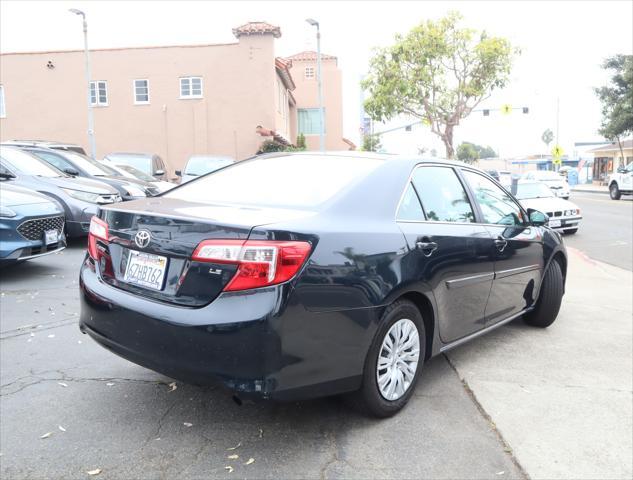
left=79, top=257, right=375, bottom=400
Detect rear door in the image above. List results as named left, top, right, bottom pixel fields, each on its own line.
left=460, top=169, right=545, bottom=324
left=397, top=165, right=495, bottom=343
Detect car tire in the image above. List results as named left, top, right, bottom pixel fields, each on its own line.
left=565, top=228, right=578, bottom=235
left=524, top=260, right=563, bottom=328
left=610, top=182, right=621, bottom=200
left=348, top=299, right=426, bottom=417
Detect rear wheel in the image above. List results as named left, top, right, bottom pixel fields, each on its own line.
left=524, top=260, right=563, bottom=328
left=349, top=300, right=425, bottom=417
left=610, top=182, right=621, bottom=200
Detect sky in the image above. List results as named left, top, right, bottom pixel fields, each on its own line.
left=1, top=0, right=632, bottom=158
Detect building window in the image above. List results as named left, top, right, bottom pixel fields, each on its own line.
left=304, top=67, right=315, bottom=79
left=134, top=79, right=150, bottom=104
left=298, top=108, right=325, bottom=135
left=0, top=85, right=5, bottom=118
left=180, top=76, right=203, bottom=99
left=90, top=81, right=108, bottom=106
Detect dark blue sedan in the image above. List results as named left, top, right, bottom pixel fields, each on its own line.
left=0, top=183, right=66, bottom=265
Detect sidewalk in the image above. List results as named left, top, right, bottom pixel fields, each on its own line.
left=572, top=183, right=609, bottom=194
left=447, top=248, right=633, bottom=479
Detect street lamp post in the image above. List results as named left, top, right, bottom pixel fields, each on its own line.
left=306, top=18, right=324, bottom=152
left=69, top=8, right=96, bottom=159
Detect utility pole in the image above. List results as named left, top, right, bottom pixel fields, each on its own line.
left=70, top=8, right=96, bottom=159
left=306, top=18, right=325, bottom=152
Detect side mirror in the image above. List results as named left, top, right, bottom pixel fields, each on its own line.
left=175, top=170, right=182, bottom=177
left=528, top=208, right=548, bottom=227
left=154, top=169, right=165, bottom=177
left=64, top=167, right=79, bottom=176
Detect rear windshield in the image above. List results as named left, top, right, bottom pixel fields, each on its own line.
left=185, top=156, right=234, bottom=176
left=106, top=155, right=151, bottom=172
left=115, top=164, right=156, bottom=182
left=165, top=155, right=383, bottom=208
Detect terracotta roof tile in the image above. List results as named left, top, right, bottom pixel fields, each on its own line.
left=233, top=22, right=281, bottom=39
left=286, top=50, right=337, bottom=61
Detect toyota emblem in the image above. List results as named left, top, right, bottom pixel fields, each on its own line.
left=134, top=230, right=151, bottom=249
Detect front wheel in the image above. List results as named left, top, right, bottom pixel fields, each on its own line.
left=349, top=300, right=426, bottom=417
left=610, top=182, right=621, bottom=200
left=524, top=260, right=564, bottom=328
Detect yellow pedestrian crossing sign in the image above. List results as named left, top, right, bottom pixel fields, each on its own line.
left=501, top=104, right=512, bottom=115
left=552, top=145, right=564, bottom=165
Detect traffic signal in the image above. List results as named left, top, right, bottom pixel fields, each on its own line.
left=522, top=107, right=529, bottom=114
left=483, top=109, right=490, bottom=116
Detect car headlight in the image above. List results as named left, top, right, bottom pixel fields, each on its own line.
left=0, top=206, right=17, bottom=218
left=125, top=185, right=148, bottom=197
left=61, top=188, right=102, bottom=203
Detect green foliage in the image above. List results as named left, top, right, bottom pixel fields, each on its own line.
left=595, top=55, right=633, bottom=140
left=257, top=140, right=287, bottom=154
left=361, top=133, right=382, bottom=152
left=541, top=128, right=554, bottom=147
left=457, top=141, right=496, bottom=163
left=362, top=12, right=518, bottom=159
left=296, top=133, right=307, bottom=149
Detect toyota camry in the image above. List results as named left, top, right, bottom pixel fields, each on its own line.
left=79, top=153, right=567, bottom=417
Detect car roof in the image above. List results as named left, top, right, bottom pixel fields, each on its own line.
left=3, top=140, right=82, bottom=148
left=105, top=152, right=153, bottom=158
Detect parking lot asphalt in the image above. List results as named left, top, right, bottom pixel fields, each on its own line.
left=1, top=232, right=632, bottom=479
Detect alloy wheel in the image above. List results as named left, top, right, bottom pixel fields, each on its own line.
left=376, top=318, right=420, bottom=401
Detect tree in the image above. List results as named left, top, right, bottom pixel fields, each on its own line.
left=541, top=128, right=554, bottom=150
left=296, top=133, right=307, bottom=150
left=595, top=55, right=633, bottom=164
left=457, top=142, right=480, bottom=163
left=362, top=12, right=518, bottom=159
left=362, top=133, right=382, bottom=152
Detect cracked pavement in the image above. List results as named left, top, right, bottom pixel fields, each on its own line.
left=1, top=239, right=631, bottom=479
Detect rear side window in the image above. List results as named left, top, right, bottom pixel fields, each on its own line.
left=165, top=155, right=383, bottom=208
left=397, top=183, right=425, bottom=221
left=412, top=166, right=475, bottom=223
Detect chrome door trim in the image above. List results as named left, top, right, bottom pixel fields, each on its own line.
left=494, top=264, right=541, bottom=280
left=445, top=272, right=495, bottom=289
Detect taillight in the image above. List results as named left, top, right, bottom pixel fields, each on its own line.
left=88, top=216, right=109, bottom=260
left=192, top=239, right=312, bottom=291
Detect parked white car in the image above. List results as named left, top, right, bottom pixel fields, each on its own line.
left=608, top=162, right=633, bottom=200
left=522, top=170, right=570, bottom=199
left=102, top=163, right=175, bottom=193
left=515, top=181, right=582, bottom=234
left=176, top=155, right=235, bottom=184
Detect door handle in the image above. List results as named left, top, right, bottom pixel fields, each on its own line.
left=494, top=237, right=508, bottom=252
left=416, top=241, right=438, bottom=257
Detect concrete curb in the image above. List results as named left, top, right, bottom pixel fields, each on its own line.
left=571, top=187, right=609, bottom=194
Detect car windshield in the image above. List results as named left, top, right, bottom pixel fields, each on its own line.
left=0, top=147, right=64, bottom=177
left=105, top=154, right=151, bottom=173
left=534, top=171, right=563, bottom=181
left=116, top=164, right=156, bottom=182
left=64, top=152, right=114, bottom=176
left=184, top=156, right=235, bottom=176
left=515, top=182, right=555, bottom=199
left=165, top=155, right=384, bottom=208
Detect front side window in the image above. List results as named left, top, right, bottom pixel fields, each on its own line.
left=397, top=183, right=425, bottom=221
left=180, top=77, right=203, bottom=98
left=90, top=81, right=108, bottom=106
left=134, top=79, right=150, bottom=104
left=462, top=170, right=523, bottom=226
left=0, top=85, right=5, bottom=117
left=298, top=108, right=325, bottom=135
left=305, top=67, right=315, bottom=79
left=412, top=166, right=475, bottom=223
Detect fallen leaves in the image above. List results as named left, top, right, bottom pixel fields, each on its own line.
left=183, top=422, right=193, bottom=428
left=58, top=425, right=66, bottom=432
left=227, top=454, right=239, bottom=460
left=226, top=442, right=241, bottom=451
left=86, top=468, right=102, bottom=476
left=168, top=382, right=177, bottom=392
left=245, top=458, right=255, bottom=465
left=40, top=432, right=53, bottom=439
left=106, top=383, right=115, bottom=387
left=224, top=466, right=234, bottom=473
left=58, top=382, right=68, bottom=388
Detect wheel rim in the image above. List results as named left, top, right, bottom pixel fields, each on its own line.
left=376, top=318, right=420, bottom=401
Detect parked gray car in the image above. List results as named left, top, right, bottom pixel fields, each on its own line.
left=0, top=146, right=121, bottom=237
left=103, top=153, right=169, bottom=181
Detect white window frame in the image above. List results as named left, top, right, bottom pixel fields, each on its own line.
left=133, top=79, right=150, bottom=105
left=179, top=76, right=203, bottom=99
left=304, top=67, right=315, bottom=79
left=90, top=81, right=108, bottom=106
left=0, top=85, right=5, bottom=118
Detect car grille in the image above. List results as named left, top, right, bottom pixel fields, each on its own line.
left=17, top=215, right=65, bottom=241
left=546, top=211, right=563, bottom=217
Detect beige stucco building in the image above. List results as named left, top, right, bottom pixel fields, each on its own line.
left=588, top=138, right=633, bottom=184
left=0, top=22, right=349, bottom=175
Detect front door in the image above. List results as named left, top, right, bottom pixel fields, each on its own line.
left=397, top=166, right=496, bottom=343
left=460, top=169, right=545, bottom=323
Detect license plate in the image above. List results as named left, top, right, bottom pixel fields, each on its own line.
left=123, top=250, right=168, bottom=290
left=549, top=219, right=561, bottom=228
left=44, top=229, right=59, bottom=245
